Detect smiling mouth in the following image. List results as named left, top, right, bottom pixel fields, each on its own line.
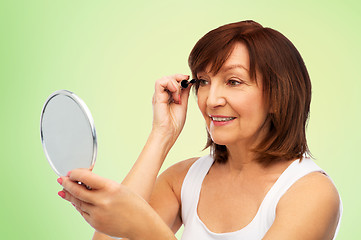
left=210, top=116, right=236, bottom=122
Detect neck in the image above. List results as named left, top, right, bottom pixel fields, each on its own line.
left=217, top=143, right=293, bottom=179
left=224, top=143, right=261, bottom=172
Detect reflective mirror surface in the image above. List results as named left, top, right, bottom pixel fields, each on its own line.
left=40, top=90, right=97, bottom=176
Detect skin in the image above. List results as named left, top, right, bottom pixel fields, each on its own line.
left=59, top=43, right=340, bottom=240
left=196, top=43, right=270, bottom=165
left=60, top=73, right=192, bottom=240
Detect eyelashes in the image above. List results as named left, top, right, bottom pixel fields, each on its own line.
left=226, top=79, right=244, bottom=86
left=198, top=79, right=209, bottom=86
left=196, top=78, right=245, bottom=87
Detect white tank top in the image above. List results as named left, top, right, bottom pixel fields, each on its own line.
left=180, top=155, right=342, bottom=240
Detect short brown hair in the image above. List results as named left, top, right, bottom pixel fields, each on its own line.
left=188, top=20, right=312, bottom=166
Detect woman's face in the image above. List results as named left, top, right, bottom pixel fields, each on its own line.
left=197, top=42, right=269, bottom=148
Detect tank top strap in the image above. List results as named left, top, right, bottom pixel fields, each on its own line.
left=181, top=155, right=214, bottom=227
left=258, top=157, right=326, bottom=225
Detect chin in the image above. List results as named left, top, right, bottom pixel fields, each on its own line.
left=209, top=133, right=237, bottom=146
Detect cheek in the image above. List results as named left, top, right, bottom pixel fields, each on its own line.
left=244, top=99, right=268, bottom=123
left=231, top=92, right=266, bottom=119
left=197, top=93, right=211, bottom=128
left=197, top=92, right=207, bottom=114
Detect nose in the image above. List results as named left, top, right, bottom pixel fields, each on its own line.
left=206, top=83, right=226, bottom=108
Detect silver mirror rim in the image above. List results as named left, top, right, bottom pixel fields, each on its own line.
left=40, top=90, right=97, bottom=176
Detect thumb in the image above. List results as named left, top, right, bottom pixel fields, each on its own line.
left=179, top=84, right=192, bottom=107
left=68, top=168, right=107, bottom=190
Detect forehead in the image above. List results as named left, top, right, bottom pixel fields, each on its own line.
left=200, top=42, right=250, bottom=75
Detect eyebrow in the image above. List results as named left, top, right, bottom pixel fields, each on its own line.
left=196, top=64, right=250, bottom=77
left=222, top=64, right=249, bottom=72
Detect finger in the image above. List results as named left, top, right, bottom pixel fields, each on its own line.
left=179, top=82, right=192, bottom=106
left=155, top=77, right=179, bottom=101
left=72, top=201, right=92, bottom=223
left=173, top=73, right=189, bottom=82
left=60, top=176, right=95, bottom=203
left=67, top=197, right=96, bottom=231
left=154, top=74, right=189, bottom=104
left=167, top=78, right=181, bottom=104
left=68, top=168, right=107, bottom=190
left=73, top=202, right=92, bottom=224
left=172, top=74, right=190, bottom=103
left=81, top=211, right=93, bottom=227
left=58, top=189, right=93, bottom=226
left=61, top=189, right=94, bottom=214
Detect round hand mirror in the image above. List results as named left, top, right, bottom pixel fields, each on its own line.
left=40, top=90, right=97, bottom=176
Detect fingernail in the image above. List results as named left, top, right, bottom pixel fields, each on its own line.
left=67, top=171, right=71, bottom=177
left=58, top=191, right=65, bottom=199
left=57, top=178, right=63, bottom=185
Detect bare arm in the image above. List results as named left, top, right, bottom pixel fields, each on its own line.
left=263, top=172, right=341, bottom=240
left=91, top=157, right=196, bottom=240
left=91, top=132, right=176, bottom=240
left=121, top=74, right=192, bottom=200
left=61, top=169, right=178, bottom=240
left=90, top=74, right=193, bottom=239
left=149, top=158, right=198, bottom=232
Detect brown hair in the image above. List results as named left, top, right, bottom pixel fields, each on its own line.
left=188, top=20, right=312, bottom=166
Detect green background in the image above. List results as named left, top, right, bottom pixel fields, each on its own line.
left=1, top=0, right=360, bottom=239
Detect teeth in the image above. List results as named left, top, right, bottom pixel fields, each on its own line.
left=211, top=117, right=235, bottom=122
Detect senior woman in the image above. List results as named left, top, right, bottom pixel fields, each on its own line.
left=58, top=20, right=342, bottom=240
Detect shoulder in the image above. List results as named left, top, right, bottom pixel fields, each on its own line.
left=149, top=158, right=200, bottom=231
left=160, top=157, right=200, bottom=185
left=279, top=171, right=340, bottom=213
left=158, top=157, right=200, bottom=200
left=265, top=171, right=341, bottom=239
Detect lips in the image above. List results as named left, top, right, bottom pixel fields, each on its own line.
left=209, top=115, right=236, bottom=127
left=209, top=115, right=236, bottom=122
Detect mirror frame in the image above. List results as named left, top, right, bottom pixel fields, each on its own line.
left=40, top=90, right=97, bottom=176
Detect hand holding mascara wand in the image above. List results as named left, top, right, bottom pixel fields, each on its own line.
left=167, top=78, right=197, bottom=104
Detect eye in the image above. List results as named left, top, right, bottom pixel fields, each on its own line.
left=198, top=79, right=209, bottom=87
left=227, top=79, right=243, bottom=86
